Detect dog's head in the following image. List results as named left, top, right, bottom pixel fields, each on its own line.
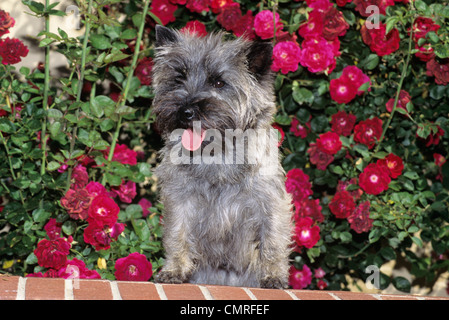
left=151, top=25, right=275, bottom=145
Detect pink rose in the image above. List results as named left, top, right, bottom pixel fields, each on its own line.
left=271, top=41, right=301, bottom=74
left=115, top=252, right=153, bottom=281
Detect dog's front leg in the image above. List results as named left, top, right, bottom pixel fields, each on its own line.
left=258, top=205, right=293, bottom=289
left=155, top=208, right=195, bottom=284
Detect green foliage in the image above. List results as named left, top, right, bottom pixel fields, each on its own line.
left=0, top=0, right=448, bottom=294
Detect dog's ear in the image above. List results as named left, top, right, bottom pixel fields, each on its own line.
left=155, top=25, right=178, bottom=47
left=246, top=41, right=273, bottom=82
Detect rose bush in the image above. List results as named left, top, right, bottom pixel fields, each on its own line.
left=0, top=0, right=448, bottom=295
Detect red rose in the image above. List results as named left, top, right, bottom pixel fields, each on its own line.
left=385, top=90, right=411, bottom=114
left=0, top=10, right=15, bottom=37
left=341, top=65, right=371, bottom=96
left=426, top=58, right=449, bottom=86
left=336, top=0, right=352, bottom=6
left=298, top=11, right=323, bottom=39
left=254, top=10, right=283, bottom=40
left=412, top=17, right=440, bottom=42
left=298, top=37, right=337, bottom=74
left=104, top=144, right=138, bottom=165
left=434, top=153, right=446, bottom=167
left=359, top=163, right=391, bottom=195
left=233, top=10, right=255, bottom=39
left=414, top=43, right=435, bottom=62
left=422, top=125, right=445, bottom=147
left=217, top=3, right=241, bottom=31
left=353, top=117, right=383, bottom=149
left=348, top=201, right=373, bottom=233
left=115, top=252, right=153, bottom=281
left=181, top=20, right=207, bottom=37
left=377, top=153, right=404, bottom=179
left=285, top=168, right=313, bottom=203
left=135, top=57, right=153, bottom=85
left=138, top=198, right=153, bottom=218
left=60, top=188, right=93, bottom=220
left=44, top=219, right=62, bottom=241
left=57, top=258, right=101, bottom=279
left=307, top=142, right=334, bottom=170
left=354, top=0, right=392, bottom=17
left=70, top=165, right=88, bottom=190
left=331, top=111, right=356, bottom=136
left=337, top=178, right=363, bottom=200
left=272, top=123, right=285, bottom=147
left=88, top=195, right=120, bottom=226
left=111, top=180, right=137, bottom=203
left=289, top=264, right=312, bottom=290
left=329, top=76, right=357, bottom=104
left=84, top=221, right=125, bottom=251
left=186, top=0, right=210, bottom=13
left=271, top=41, right=301, bottom=74
left=85, top=181, right=108, bottom=198
left=321, top=6, right=349, bottom=41
left=295, top=198, right=324, bottom=223
left=361, top=21, right=400, bottom=56
left=316, top=131, right=342, bottom=155
left=309, top=0, right=333, bottom=11
left=34, top=238, right=71, bottom=270
left=150, top=0, right=177, bottom=26
left=210, top=0, right=234, bottom=14
left=290, top=117, right=310, bottom=138
left=329, top=190, right=356, bottom=219
left=294, top=217, right=320, bottom=249
left=0, top=37, right=29, bottom=65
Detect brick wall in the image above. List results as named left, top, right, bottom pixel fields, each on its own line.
left=1, top=274, right=447, bottom=301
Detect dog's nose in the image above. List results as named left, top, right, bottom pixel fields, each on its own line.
left=183, top=107, right=195, bottom=120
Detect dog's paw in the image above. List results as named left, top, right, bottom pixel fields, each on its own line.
left=155, top=270, right=188, bottom=284
left=260, top=277, right=288, bottom=289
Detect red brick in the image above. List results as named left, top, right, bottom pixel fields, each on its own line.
left=162, top=283, right=205, bottom=300
left=291, top=290, right=338, bottom=300
left=73, top=279, right=113, bottom=300
left=331, top=291, right=378, bottom=300
left=0, top=275, right=20, bottom=300
left=206, top=285, right=251, bottom=300
left=117, top=281, right=160, bottom=300
left=380, top=295, right=419, bottom=300
left=249, top=288, right=293, bottom=300
left=25, top=277, right=65, bottom=300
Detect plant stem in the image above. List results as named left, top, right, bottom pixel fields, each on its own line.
left=65, top=0, right=93, bottom=192
left=101, top=0, right=151, bottom=185
left=40, top=0, right=51, bottom=177
left=375, top=7, right=416, bottom=153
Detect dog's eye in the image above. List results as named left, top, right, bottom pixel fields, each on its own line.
left=212, top=80, right=225, bottom=89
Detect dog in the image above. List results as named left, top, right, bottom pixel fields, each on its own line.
left=151, top=25, right=292, bottom=289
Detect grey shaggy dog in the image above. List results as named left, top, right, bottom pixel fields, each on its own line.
left=152, top=25, right=292, bottom=289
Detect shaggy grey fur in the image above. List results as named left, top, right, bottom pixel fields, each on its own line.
left=152, top=26, right=292, bottom=288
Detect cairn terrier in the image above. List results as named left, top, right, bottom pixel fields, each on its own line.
left=152, top=25, right=292, bottom=289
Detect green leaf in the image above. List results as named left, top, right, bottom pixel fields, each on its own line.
left=392, top=276, right=411, bottom=293
left=380, top=247, right=396, bottom=261
left=415, top=0, right=428, bottom=12
left=90, top=34, right=112, bottom=50
left=292, top=87, right=314, bottom=105
left=47, top=161, right=61, bottom=171
left=32, top=209, right=51, bottom=223
left=91, top=95, right=115, bottom=118
left=359, top=54, right=379, bottom=70
left=62, top=221, right=77, bottom=235
left=403, top=171, right=419, bottom=180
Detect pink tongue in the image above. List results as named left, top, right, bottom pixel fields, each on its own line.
left=181, top=128, right=206, bottom=151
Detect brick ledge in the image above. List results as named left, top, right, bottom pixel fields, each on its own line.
left=1, top=274, right=448, bottom=300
